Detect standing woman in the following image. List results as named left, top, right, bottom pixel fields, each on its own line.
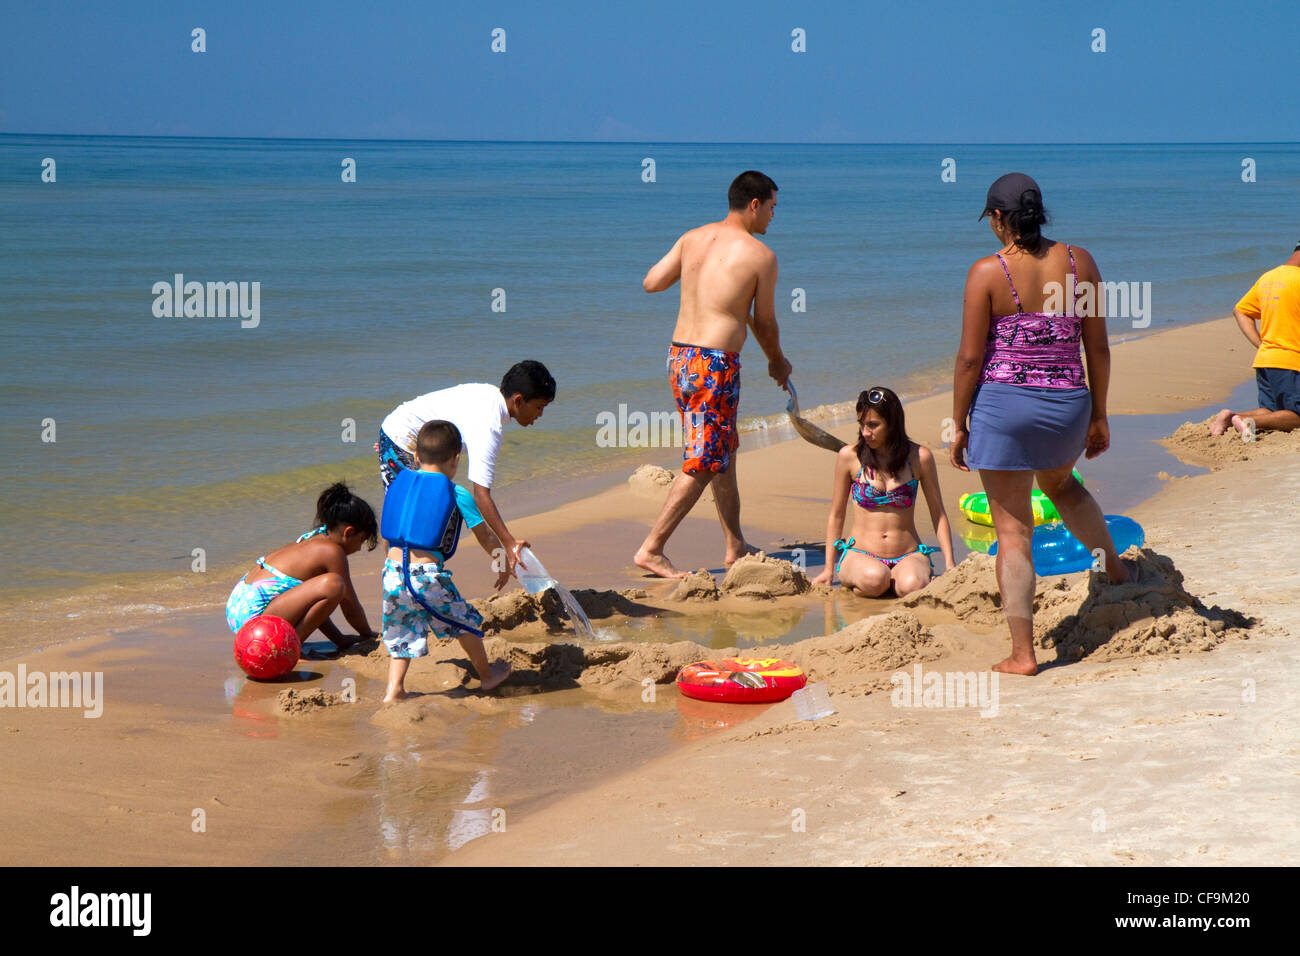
left=949, top=173, right=1136, bottom=676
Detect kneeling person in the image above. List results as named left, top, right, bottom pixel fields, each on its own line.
left=1210, top=241, right=1300, bottom=436
left=381, top=420, right=512, bottom=703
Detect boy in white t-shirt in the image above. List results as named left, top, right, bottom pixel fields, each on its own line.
left=376, top=360, right=555, bottom=576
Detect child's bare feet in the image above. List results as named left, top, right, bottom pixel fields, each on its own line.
left=634, top=547, right=688, bottom=579
left=381, top=688, right=409, bottom=704
left=479, top=660, right=511, bottom=692
left=1209, top=408, right=1234, bottom=436
left=992, top=655, right=1039, bottom=676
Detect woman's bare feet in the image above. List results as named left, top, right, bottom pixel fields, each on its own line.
left=479, top=660, right=512, bottom=692
left=1109, top=556, right=1140, bottom=586
left=1209, top=408, right=1234, bottom=436
left=992, top=655, right=1039, bottom=676
left=634, top=547, right=688, bottom=579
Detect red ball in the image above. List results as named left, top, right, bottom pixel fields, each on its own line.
left=234, top=615, right=301, bottom=680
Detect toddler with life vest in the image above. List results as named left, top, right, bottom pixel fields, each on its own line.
left=380, top=420, right=512, bottom=702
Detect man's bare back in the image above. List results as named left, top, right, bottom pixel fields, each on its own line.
left=671, top=222, right=775, bottom=353
left=643, top=191, right=783, bottom=364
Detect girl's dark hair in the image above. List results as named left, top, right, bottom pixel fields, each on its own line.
left=1002, top=189, right=1050, bottom=253
left=853, top=386, right=912, bottom=479
left=315, top=482, right=379, bottom=550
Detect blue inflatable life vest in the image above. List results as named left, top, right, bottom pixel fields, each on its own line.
left=380, top=469, right=482, bottom=637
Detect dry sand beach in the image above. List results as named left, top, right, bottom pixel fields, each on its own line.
left=2, top=315, right=1296, bottom=867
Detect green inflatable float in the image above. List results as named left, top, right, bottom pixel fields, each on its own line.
left=958, top=469, right=1084, bottom=527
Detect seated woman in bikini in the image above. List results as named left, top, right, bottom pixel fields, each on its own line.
left=810, top=386, right=955, bottom=597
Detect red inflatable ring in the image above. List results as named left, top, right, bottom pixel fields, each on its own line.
left=676, top=657, right=806, bottom=704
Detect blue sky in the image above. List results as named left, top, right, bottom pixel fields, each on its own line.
left=1, top=0, right=1295, bottom=142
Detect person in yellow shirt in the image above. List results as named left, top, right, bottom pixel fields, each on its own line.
left=1210, top=241, right=1300, bottom=436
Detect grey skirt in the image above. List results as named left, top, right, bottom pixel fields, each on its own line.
left=967, top=383, right=1090, bottom=471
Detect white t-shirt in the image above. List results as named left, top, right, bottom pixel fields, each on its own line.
left=381, top=383, right=511, bottom=488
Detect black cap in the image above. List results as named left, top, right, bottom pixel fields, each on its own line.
left=979, top=172, right=1043, bottom=220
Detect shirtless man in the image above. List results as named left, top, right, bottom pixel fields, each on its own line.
left=633, top=170, right=793, bottom=579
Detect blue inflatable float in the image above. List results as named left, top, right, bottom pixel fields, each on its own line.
left=989, top=515, right=1145, bottom=576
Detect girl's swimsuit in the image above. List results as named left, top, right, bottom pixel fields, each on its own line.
left=838, top=461, right=939, bottom=573
left=224, top=527, right=328, bottom=632
left=850, top=463, right=918, bottom=511
left=835, top=537, right=939, bottom=574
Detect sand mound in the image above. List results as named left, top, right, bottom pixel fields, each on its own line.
left=628, top=464, right=675, bottom=496
left=474, top=589, right=559, bottom=631
left=903, top=549, right=1254, bottom=662
left=276, top=688, right=349, bottom=713
left=667, top=570, right=719, bottom=602
left=473, top=587, right=653, bottom=632
left=1035, top=550, right=1253, bottom=661
left=782, top=611, right=942, bottom=696
left=721, top=552, right=810, bottom=599
left=1161, top=417, right=1300, bottom=468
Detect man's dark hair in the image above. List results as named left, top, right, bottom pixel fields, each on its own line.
left=500, top=360, right=557, bottom=403
left=728, top=170, right=778, bottom=211
left=416, top=419, right=462, bottom=466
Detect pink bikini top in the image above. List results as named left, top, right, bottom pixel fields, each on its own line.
left=851, top=463, right=918, bottom=511
left=980, top=244, right=1086, bottom=389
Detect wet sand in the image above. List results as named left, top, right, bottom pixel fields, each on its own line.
left=5, top=314, right=1290, bottom=866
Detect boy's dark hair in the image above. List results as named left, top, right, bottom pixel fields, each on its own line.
left=728, top=170, right=778, bottom=211
left=416, top=419, right=462, bottom=466
left=315, top=482, right=379, bottom=550
left=854, top=386, right=913, bottom=480
left=500, top=360, right=557, bottom=403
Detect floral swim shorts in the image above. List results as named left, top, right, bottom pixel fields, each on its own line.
left=667, top=341, right=741, bottom=474
left=376, top=429, right=416, bottom=489
left=381, top=558, right=484, bottom=659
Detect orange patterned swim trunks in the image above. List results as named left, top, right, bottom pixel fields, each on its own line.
left=667, top=341, right=741, bottom=474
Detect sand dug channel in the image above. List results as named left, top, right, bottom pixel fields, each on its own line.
left=285, top=550, right=1257, bottom=720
